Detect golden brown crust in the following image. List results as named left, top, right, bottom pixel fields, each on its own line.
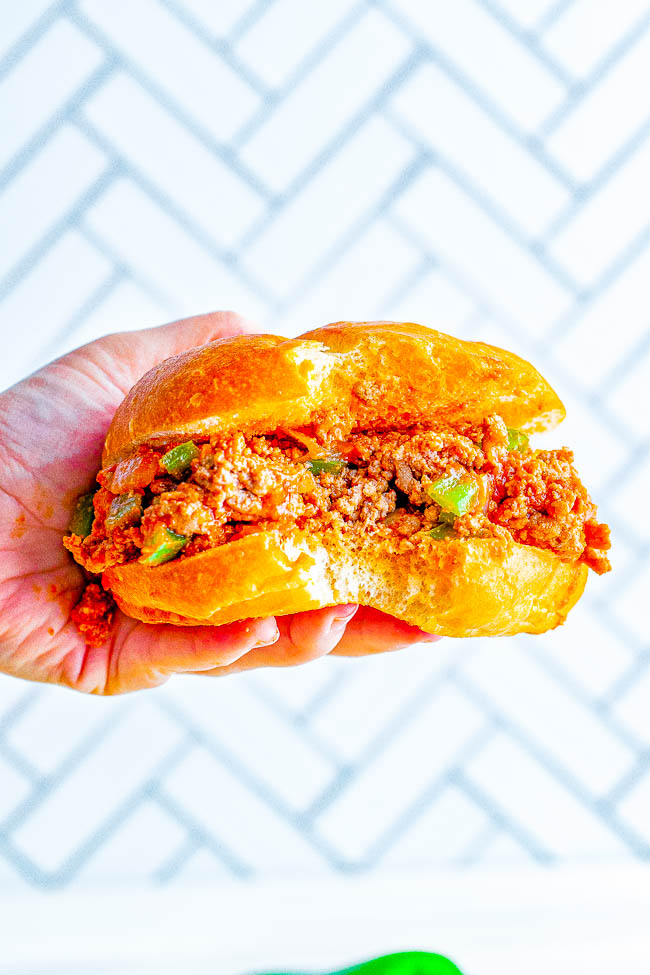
left=104, top=529, right=587, bottom=637
left=98, top=321, right=582, bottom=637
left=103, top=321, right=565, bottom=464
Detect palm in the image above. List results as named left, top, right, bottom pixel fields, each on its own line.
left=0, top=369, right=109, bottom=690
left=0, top=313, right=253, bottom=692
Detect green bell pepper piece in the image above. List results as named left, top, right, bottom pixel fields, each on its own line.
left=429, top=523, right=456, bottom=540
left=306, top=458, right=346, bottom=475
left=426, top=473, right=478, bottom=516
left=139, top=525, right=188, bottom=565
left=105, top=494, right=142, bottom=531
left=506, top=427, right=529, bottom=452
left=68, top=492, right=96, bottom=537
left=438, top=510, right=456, bottom=526
left=161, top=441, right=199, bottom=475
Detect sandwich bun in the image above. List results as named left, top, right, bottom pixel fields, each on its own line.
left=101, top=321, right=587, bottom=637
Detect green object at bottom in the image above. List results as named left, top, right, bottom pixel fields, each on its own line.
left=259, top=950, right=464, bottom=975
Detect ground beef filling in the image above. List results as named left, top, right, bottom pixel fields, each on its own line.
left=70, top=583, right=116, bottom=648
left=64, top=415, right=611, bottom=576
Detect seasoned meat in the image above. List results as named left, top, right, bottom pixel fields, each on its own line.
left=142, top=483, right=217, bottom=537
left=192, top=433, right=314, bottom=522
left=64, top=416, right=611, bottom=576
left=489, top=448, right=603, bottom=569
left=70, top=583, right=115, bottom=648
left=394, top=460, right=418, bottom=498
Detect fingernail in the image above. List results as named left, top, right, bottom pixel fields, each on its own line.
left=331, top=604, right=358, bottom=627
left=253, top=625, right=280, bottom=648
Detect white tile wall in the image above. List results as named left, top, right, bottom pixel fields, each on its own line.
left=548, top=133, right=650, bottom=283
left=80, top=0, right=261, bottom=140
left=542, top=0, right=650, bottom=78
left=546, top=25, right=650, bottom=182
left=607, top=349, right=650, bottom=435
left=5, top=688, right=116, bottom=776
left=236, top=0, right=353, bottom=88
left=537, top=604, right=632, bottom=699
left=316, top=685, right=485, bottom=861
left=398, top=0, right=566, bottom=130
left=496, top=0, right=558, bottom=29
left=613, top=667, right=650, bottom=745
left=83, top=178, right=265, bottom=317
left=462, top=642, right=634, bottom=795
left=0, top=126, right=108, bottom=282
left=240, top=9, right=411, bottom=191
left=11, top=700, right=182, bottom=873
left=83, top=73, right=265, bottom=245
left=74, top=799, right=187, bottom=882
left=0, top=231, right=112, bottom=379
left=466, top=735, right=628, bottom=858
left=167, top=678, right=337, bottom=810
left=554, top=240, right=650, bottom=389
left=309, top=642, right=455, bottom=762
left=0, top=754, right=31, bottom=821
left=173, top=0, right=246, bottom=40
left=379, top=784, right=490, bottom=867
left=244, top=116, right=414, bottom=294
left=0, top=0, right=648, bottom=893
left=0, top=19, right=103, bottom=172
left=163, top=745, right=329, bottom=873
left=0, top=0, right=54, bottom=60
left=394, top=168, right=572, bottom=329
left=617, top=775, right=650, bottom=843
left=391, top=61, right=571, bottom=237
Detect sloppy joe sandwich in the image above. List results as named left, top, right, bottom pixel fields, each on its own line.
left=64, top=321, right=610, bottom=637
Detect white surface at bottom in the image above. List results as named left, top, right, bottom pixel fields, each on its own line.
left=2, top=864, right=649, bottom=974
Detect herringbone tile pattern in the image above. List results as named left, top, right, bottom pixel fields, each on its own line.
left=0, top=0, right=648, bottom=888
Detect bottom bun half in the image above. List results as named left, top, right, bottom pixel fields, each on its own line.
left=103, top=531, right=587, bottom=638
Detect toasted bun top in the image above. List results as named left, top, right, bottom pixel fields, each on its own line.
left=104, top=321, right=565, bottom=465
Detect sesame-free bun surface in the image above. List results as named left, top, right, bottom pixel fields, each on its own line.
left=100, top=321, right=581, bottom=637
left=103, top=321, right=565, bottom=465
left=104, top=530, right=587, bottom=637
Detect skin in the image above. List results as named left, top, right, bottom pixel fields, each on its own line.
left=0, top=312, right=440, bottom=695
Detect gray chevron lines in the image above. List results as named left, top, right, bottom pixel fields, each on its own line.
left=0, top=0, right=649, bottom=888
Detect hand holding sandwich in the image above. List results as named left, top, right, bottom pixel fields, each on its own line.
left=0, top=312, right=438, bottom=694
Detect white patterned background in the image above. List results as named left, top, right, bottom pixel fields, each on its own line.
left=1, top=0, right=649, bottom=934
